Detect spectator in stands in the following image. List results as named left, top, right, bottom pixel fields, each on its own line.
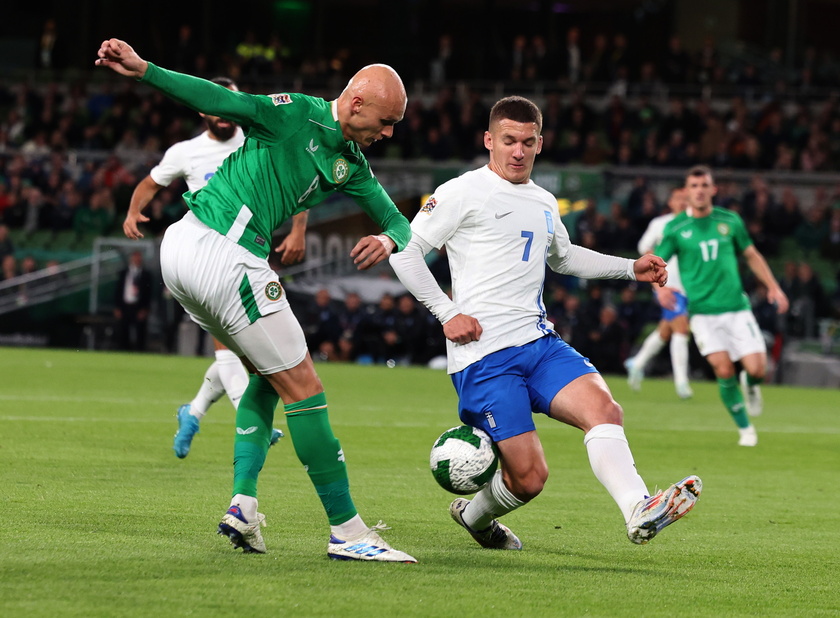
left=661, top=35, right=691, bottom=84
left=73, top=186, right=114, bottom=237
left=794, top=206, right=828, bottom=255
left=391, top=294, right=429, bottom=365
left=616, top=285, right=646, bottom=346
left=113, top=250, right=152, bottom=351
left=1, top=253, right=17, bottom=282
left=336, top=291, right=368, bottom=362
left=820, top=208, right=840, bottom=260
left=429, top=34, right=463, bottom=85
left=585, top=304, right=626, bottom=374
left=0, top=224, right=13, bottom=260
left=787, top=261, right=831, bottom=338
left=303, top=288, right=343, bottom=361
left=558, top=26, right=583, bottom=85
left=770, top=187, right=804, bottom=238
left=553, top=293, right=587, bottom=349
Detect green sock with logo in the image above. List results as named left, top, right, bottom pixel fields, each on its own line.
left=718, top=376, right=750, bottom=429
left=232, top=374, right=279, bottom=498
left=285, top=393, right=357, bottom=526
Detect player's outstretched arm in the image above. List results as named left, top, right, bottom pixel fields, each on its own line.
left=633, top=254, right=668, bottom=287
left=743, top=245, right=789, bottom=313
left=124, top=175, right=164, bottom=239
left=95, top=39, right=148, bottom=79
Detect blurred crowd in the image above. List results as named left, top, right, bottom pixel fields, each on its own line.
left=2, top=24, right=840, bottom=361
left=299, top=288, right=447, bottom=368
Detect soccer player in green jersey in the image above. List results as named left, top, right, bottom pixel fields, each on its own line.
left=96, top=38, right=416, bottom=561
left=656, top=166, right=789, bottom=446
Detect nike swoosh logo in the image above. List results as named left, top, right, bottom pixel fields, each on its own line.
left=495, top=211, right=513, bottom=219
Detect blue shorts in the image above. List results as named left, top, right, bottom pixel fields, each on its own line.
left=660, top=292, right=688, bottom=321
left=450, top=334, right=599, bottom=442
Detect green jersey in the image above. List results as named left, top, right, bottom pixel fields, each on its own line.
left=141, top=63, right=411, bottom=259
left=655, top=207, right=753, bottom=315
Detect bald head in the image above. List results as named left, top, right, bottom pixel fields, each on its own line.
left=344, top=64, right=406, bottom=108
left=337, top=64, right=407, bottom=146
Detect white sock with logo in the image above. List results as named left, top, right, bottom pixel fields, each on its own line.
left=189, top=362, right=225, bottom=418
left=583, top=424, right=649, bottom=522
left=463, top=470, right=525, bottom=531
left=230, top=494, right=258, bottom=522
left=214, top=349, right=248, bottom=410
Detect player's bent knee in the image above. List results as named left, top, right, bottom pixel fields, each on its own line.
left=504, top=465, right=548, bottom=502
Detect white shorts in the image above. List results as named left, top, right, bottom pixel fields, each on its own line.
left=161, top=212, right=307, bottom=373
left=690, top=310, right=766, bottom=361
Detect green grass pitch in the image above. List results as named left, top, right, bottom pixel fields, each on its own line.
left=1, top=346, right=838, bottom=617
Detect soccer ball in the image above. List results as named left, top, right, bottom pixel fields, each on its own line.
left=429, top=425, right=498, bottom=495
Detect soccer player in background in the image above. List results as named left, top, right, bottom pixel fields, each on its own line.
left=123, top=76, right=303, bottom=459
left=96, top=38, right=416, bottom=562
left=390, top=96, right=701, bottom=550
left=656, top=165, right=789, bottom=446
left=625, top=187, right=693, bottom=399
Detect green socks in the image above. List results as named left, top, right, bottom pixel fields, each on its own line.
left=745, top=373, right=763, bottom=388
left=232, top=374, right=279, bottom=498
left=285, top=393, right=357, bottom=526
left=717, top=376, right=750, bottom=429
left=230, top=382, right=357, bottom=526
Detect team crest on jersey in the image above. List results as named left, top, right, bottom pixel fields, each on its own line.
left=420, top=196, right=437, bottom=214
left=717, top=223, right=730, bottom=236
left=265, top=281, right=283, bottom=301
left=332, top=158, right=349, bottom=183
left=270, top=93, right=293, bottom=105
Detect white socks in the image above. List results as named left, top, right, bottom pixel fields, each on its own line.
left=670, top=332, right=690, bottom=386
left=214, top=349, right=248, bottom=410
left=189, top=350, right=248, bottom=418
left=463, top=470, right=525, bottom=531
left=583, top=424, right=650, bottom=522
left=189, top=362, right=224, bottom=418
left=230, top=494, right=258, bottom=522
left=634, top=330, right=666, bottom=371
left=331, top=514, right=368, bottom=540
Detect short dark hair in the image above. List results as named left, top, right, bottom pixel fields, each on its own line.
left=489, top=96, right=542, bottom=132
left=686, top=164, right=714, bottom=183
left=210, top=76, right=237, bottom=89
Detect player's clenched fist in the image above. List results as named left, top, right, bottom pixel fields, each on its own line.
left=95, top=39, right=148, bottom=80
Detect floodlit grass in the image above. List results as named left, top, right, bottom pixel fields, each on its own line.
left=1, top=346, right=838, bottom=617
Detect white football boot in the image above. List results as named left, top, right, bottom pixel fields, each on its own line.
left=627, top=475, right=702, bottom=544
left=449, top=498, right=522, bottom=550
left=328, top=524, right=416, bottom=563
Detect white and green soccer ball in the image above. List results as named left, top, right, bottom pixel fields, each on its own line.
left=430, top=425, right=498, bottom=495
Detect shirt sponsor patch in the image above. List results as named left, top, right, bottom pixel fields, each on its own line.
left=420, top=196, right=437, bottom=214
left=270, top=93, right=293, bottom=105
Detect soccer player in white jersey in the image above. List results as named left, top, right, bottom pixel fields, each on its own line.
left=124, top=77, right=300, bottom=458
left=625, top=187, right=693, bottom=399
left=390, top=96, right=701, bottom=549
